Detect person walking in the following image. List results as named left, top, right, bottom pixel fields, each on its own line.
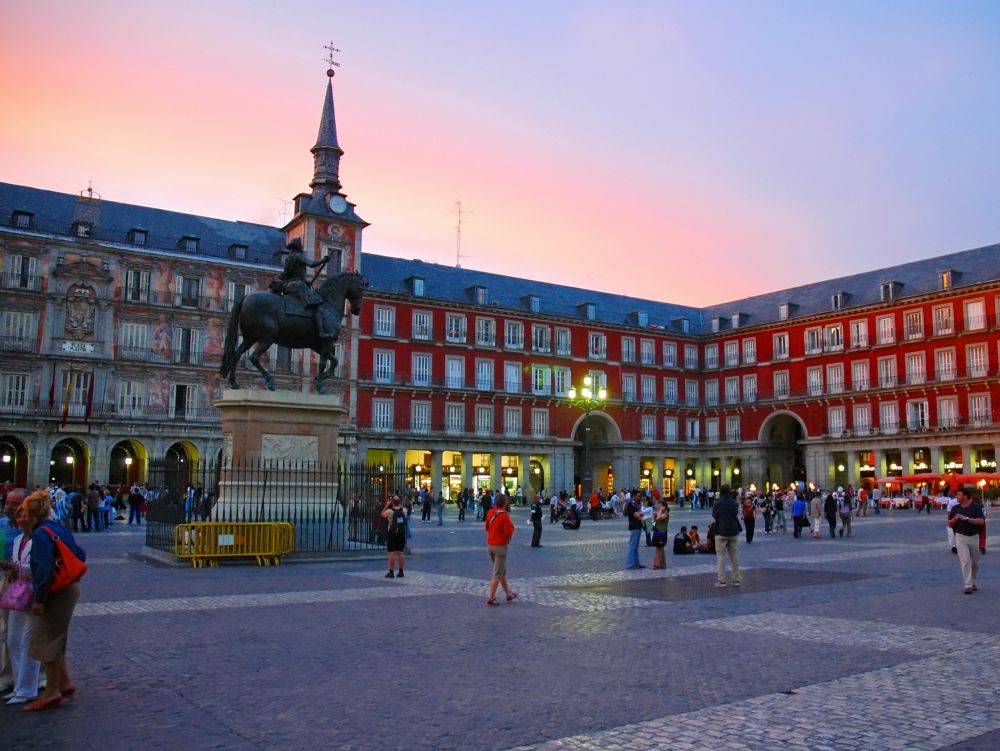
left=791, top=493, right=808, bottom=538
left=947, top=488, right=985, bottom=594
left=642, top=497, right=654, bottom=546
left=127, top=485, right=144, bottom=526
left=824, top=491, right=839, bottom=539
left=484, top=496, right=517, bottom=606
left=810, top=491, right=823, bottom=539
left=624, top=494, right=645, bottom=569
left=762, top=494, right=774, bottom=535
left=529, top=493, right=543, bottom=547
left=651, top=502, right=670, bottom=569
left=946, top=493, right=960, bottom=554
left=420, top=489, right=432, bottom=523
left=380, top=496, right=407, bottom=578
left=741, top=494, right=757, bottom=543
left=837, top=490, right=853, bottom=537
left=0, top=504, right=42, bottom=705
left=856, top=486, right=869, bottom=517
left=712, top=484, right=742, bottom=588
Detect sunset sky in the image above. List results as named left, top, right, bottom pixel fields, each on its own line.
left=2, top=1, right=998, bottom=306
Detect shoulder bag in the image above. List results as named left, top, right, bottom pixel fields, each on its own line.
left=41, top=526, right=88, bottom=593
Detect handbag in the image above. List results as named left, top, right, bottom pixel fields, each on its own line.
left=41, top=527, right=88, bottom=593
left=651, top=529, right=669, bottom=547
left=0, top=577, right=33, bottom=611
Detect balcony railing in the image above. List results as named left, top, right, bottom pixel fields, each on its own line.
left=823, top=413, right=999, bottom=438
left=1, top=273, right=44, bottom=292
left=22, top=401, right=221, bottom=424
left=365, top=417, right=558, bottom=438
left=115, top=288, right=246, bottom=313
left=0, top=336, right=36, bottom=353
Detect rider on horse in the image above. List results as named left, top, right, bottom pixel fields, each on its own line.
left=274, top=238, right=334, bottom=340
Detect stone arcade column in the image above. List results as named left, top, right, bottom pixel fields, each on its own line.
left=430, top=450, right=442, bottom=496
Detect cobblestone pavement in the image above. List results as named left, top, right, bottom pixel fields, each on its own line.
left=1, top=507, right=996, bottom=750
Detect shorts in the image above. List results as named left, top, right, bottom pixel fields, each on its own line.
left=488, top=544, right=508, bottom=578
left=386, top=530, right=406, bottom=552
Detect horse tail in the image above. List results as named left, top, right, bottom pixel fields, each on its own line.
left=220, top=295, right=244, bottom=377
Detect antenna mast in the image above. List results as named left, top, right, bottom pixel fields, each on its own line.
left=451, top=200, right=471, bottom=268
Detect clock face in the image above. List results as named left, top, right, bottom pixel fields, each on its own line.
left=327, top=194, right=348, bottom=213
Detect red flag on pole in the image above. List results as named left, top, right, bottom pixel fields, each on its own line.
left=84, top=374, right=95, bottom=423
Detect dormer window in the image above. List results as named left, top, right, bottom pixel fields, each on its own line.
left=229, top=244, right=249, bottom=261
left=73, top=221, right=92, bottom=238
left=180, top=236, right=200, bottom=253
left=468, top=285, right=488, bottom=305
left=673, top=317, right=690, bottom=333
left=711, top=317, right=722, bottom=333
left=831, top=292, right=845, bottom=310
left=407, top=276, right=425, bottom=297
left=578, top=302, right=596, bottom=321
left=628, top=310, right=648, bottom=327
left=880, top=281, right=899, bottom=301
left=731, top=312, right=745, bottom=329
left=778, top=303, right=789, bottom=320
left=939, top=270, right=953, bottom=290
left=524, top=295, right=540, bottom=313
left=11, top=211, right=32, bottom=229
left=128, top=228, right=148, bottom=247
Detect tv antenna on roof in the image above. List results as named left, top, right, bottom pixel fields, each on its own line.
left=277, top=198, right=290, bottom=225
left=323, top=42, right=341, bottom=77
left=451, top=200, right=471, bottom=268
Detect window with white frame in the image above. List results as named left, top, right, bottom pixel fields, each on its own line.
left=531, top=365, right=551, bottom=395
left=724, top=341, right=739, bottom=366
left=705, top=418, right=719, bottom=443
left=226, top=281, right=249, bottom=312
left=967, top=343, right=988, bottom=377
left=641, top=415, right=656, bottom=441
left=742, top=338, right=757, bottom=364
left=825, top=324, right=843, bottom=350
left=964, top=299, right=986, bottom=331
left=662, top=342, right=677, bottom=367
left=553, top=367, right=570, bottom=396
left=504, top=362, right=522, bottom=393
left=622, top=373, right=637, bottom=403
left=125, top=269, right=151, bottom=302
left=903, top=309, right=924, bottom=340
left=411, top=401, right=431, bottom=433
left=906, top=352, right=926, bottom=385
left=906, top=399, right=929, bottom=430
left=173, top=327, right=201, bottom=365
left=641, top=375, right=655, bottom=403
left=588, top=371, right=608, bottom=392
left=1, top=310, right=35, bottom=347
left=933, top=305, right=954, bottom=335
left=621, top=336, right=635, bottom=363
left=726, top=415, right=740, bottom=442
left=445, top=356, right=465, bottom=388
left=879, top=401, right=899, bottom=433
left=411, top=353, right=431, bottom=386
left=743, top=374, right=757, bottom=402
left=705, top=344, right=719, bottom=369
left=640, top=339, right=655, bottom=365
left=531, top=408, right=549, bottom=437
left=778, top=303, right=790, bottom=320
left=850, top=320, right=868, bottom=348
left=531, top=324, right=551, bottom=352
left=445, top=403, right=464, bottom=433
left=773, top=332, right=789, bottom=359
left=807, top=366, right=823, bottom=396
left=474, top=404, right=493, bottom=435
left=935, top=348, right=955, bottom=381
left=877, top=356, right=897, bottom=388
left=684, top=379, right=698, bottom=406
left=827, top=363, right=844, bottom=394
left=412, top=310, right=432, bottom=340
left=372, top=398, right=394, bottom=431
left=704, top=379, right=718, bottom=406
left=4, top=255, right=37, bottom=290
left=588, top=332, right=606, bottom=359
left=686, top=418, right=700, bottom=443
left=805, top=328, right=822, bottom=354
left=663, top=377, right=677, bottom=405
left=475, top=359, right=494, bottom=391
left=504, top=320, right=524, bottom=349
left=852, top=360, right=870, bottom=391
left=828, top=406, right=846, bottom=435
left=664, top=417, right=678, bottom=442
left=170, top=383, right=199, bottom=421
left=115, top=379, right=145, bottom=417
left=876, top=315, right=895, bottom=345
left=0, top=372, right=28, bottom=413
left=476, top=317, right=496, bottom=346
left=119, top=322, right=149, bottom=358
left=725, top=377, right=739, bottom=404
left=504, top=406, right=522, bottom=436
left=774, top=371, right=790, bottom=399
left=373, top=350, right=395, bottom=383
left=373, top=306, right=395, bottom=337
left=684, top=345, right=698, bottom=369
left=938, top=396, right=958, bottom=428
left=555, top=327, right=571, bottom=355
left=969, top=394, right=991, bottom=427
left=853, top=404, right=871, bottom=433
left=446, top=313, right=467, bottom=343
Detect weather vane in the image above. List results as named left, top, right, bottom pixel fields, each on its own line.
left=323, top=42, right=341, bottom=77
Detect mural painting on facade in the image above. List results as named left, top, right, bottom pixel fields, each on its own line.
left=206, top=267, right=226, bottom=311
left=154, top=260, right=174, bottom=303
left=147, top=371, right=170, bottom=416
left=203, top=318, right=224, bottom=363
left=152, top=315, right=172, bottom=360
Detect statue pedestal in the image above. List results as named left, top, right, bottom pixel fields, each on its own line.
left=213, top=389, right=347, bottom=523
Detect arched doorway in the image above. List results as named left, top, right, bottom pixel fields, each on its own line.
left=529, top=458, right=545, bottom=495
left=759, top=412, right=807, bottom=489
left=572, top=412, right=620, bottom=497
left=0, top=435, right=29, bottom=487
left=50, top=438, right=90, bottom=488
left=164, top=441, right=200, bottom=488
left=109, top=439, right=148, bottom=487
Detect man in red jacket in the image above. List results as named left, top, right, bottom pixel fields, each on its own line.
left=485, top=496, right=517, bottom=607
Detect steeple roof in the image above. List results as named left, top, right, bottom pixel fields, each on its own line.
left=310, top=76, right=344, bottom=191
left=313, top=78, right=341, bottom=152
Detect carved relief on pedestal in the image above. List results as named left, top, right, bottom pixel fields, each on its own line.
left=261, top=434, right=319, bottom=463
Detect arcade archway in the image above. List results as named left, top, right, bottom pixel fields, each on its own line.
left=572, top=412, right=620, bottom=497
left=0, top=435, right=29, bottom=487
left=759, top=411, right=807, bottom=489
left=50, top=438, right=90, bottom=488
left=163, top=441, right=200, bottom=488
left=109, top=439, right=148, bottom=487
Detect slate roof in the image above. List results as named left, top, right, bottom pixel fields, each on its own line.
left=702, top=243, right=1000, bottom=331
left=0, top=182, right=286, bottom=264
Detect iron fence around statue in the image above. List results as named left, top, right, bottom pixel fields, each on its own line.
left=144, top=459, right=408, bottom=555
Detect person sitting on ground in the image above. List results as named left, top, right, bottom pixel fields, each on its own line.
left=561, top=504, right=581, bottom=530
left=673, top=526, right=693, bottom=554
left=688, top=525, right=701, bottom=549
left=697, top=521, right=717, bottom=554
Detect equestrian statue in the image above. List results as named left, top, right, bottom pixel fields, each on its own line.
left=219, top=238, right=367, bottom=392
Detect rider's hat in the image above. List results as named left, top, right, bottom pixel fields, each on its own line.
left=278, top=237, right=304, bottom=255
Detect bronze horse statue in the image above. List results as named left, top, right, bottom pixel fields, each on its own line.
left=219, top=271, right=366, bottom=391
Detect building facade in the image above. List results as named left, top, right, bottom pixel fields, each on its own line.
left=2, top=74, right=998, bottom=496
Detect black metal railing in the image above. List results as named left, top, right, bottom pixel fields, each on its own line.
left=0, top=336, right=36, bottom=353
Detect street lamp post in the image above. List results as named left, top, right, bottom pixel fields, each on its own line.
left=566, top=375, right=607, bottom=499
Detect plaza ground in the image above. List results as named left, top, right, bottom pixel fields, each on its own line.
left=2, top=506, right=997, bottom=751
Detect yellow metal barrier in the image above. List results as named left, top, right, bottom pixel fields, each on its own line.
left=173, top=522, right=296, bottom=568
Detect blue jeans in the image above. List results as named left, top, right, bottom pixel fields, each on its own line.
left=436, top=506, right=444, bottom=525
left=129, top=506, right=142, bottom=524
left=626, top=529, right=642, bottom=568
left=404, top=515, right=412, bottom=539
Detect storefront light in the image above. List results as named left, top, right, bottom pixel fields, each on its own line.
left=712, top=469, right=720, bottom=476
left=733, top=468, right=740, bottom=476
left=686, top=468, right=693, bottom=477
left=533, top=467, right=541, bottom=475
left=449, top=465, right=456, bottom=473
left=124, top=457, right=133, bottom=466
left=1, top=454, right=10, bottom=464
left=748, top=483, right=757, bottom=493
left=836, top=464, right=845, bottom=472
left=65, top=456, right=74, bottom=464
left=414, top=464, right=422, bottom=473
